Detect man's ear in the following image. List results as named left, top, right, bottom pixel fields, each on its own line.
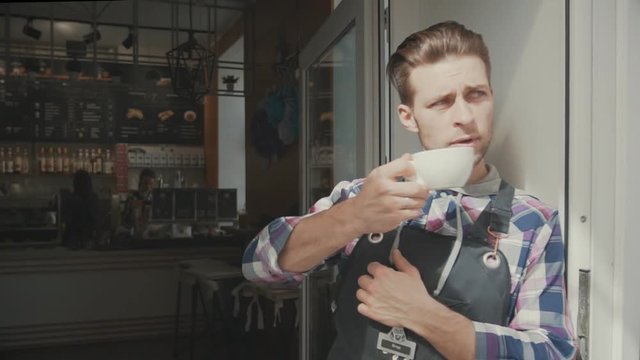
left=397, top=104, right=419, bottom=133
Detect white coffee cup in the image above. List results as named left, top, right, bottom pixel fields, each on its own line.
left=409, top=147, right=474, bottom=189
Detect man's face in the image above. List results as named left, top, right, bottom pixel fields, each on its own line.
left=397, top=55, right=493, bottom=166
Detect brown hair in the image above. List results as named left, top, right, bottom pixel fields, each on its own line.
left=387, top=21, right=491, bottom=105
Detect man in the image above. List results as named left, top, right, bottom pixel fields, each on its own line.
left=121, top=168, right=155, bottom=235
left=62, top=170, right=102, bottom=249
left=243, top=21, right=576, bottom=359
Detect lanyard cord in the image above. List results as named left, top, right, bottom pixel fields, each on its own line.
left=433, top=192, right=464, bottom=296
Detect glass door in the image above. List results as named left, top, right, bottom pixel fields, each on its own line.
left=299, top=0, right=383, bottom=359
left=306, top=26, right=357, bottom=204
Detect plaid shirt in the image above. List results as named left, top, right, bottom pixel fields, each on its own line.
left=242, top=165, right=577, bottom=359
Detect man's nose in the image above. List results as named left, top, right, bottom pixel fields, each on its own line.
left=452, top=99, right=474, bottom=126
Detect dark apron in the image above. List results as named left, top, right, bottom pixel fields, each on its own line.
left=328, top=181, right=515, bottom=360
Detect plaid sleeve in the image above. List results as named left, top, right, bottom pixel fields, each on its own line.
left=242, top=180, right=361, bottom=284
left=473, top=212, right=577, bottom=359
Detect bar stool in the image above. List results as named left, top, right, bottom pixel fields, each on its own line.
left=231, top=281, right=300, bottom=360
left=172, top=258, right=242, bottom=360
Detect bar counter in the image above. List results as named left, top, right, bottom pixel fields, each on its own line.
left=0, top=241, right=244, bottom=350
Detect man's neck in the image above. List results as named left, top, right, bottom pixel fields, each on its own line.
left=467, top=160, right=489, bottom=185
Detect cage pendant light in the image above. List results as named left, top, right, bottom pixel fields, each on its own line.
left=166, top=0, right=215, bottom=104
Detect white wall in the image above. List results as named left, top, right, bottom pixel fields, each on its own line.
left=217, top=36, right=245, bottom=211
left=389, top=0, right=565, bottom=209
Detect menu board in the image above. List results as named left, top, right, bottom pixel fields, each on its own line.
left=0, top=78, right=203, bottom=145
left=33, top=83, right=115, bottom=142
left=0, top=79, right=33, bottom=141
left=115, top=92, right=203, bottom=145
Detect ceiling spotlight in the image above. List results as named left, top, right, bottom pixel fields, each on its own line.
left=23, top=19, right=42, bottom=40
left=83, top=28, right=101, bottom=44
left=122, top=29, right=134, bottom=49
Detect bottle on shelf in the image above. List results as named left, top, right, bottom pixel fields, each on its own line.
left=55, top=147, right=63, bottom=174
left=104, top=149, right=113, bottom=175
left=62, top=148, right=70, bottom=174
left=13, top=147, right=22, bottom=174
left=75, top=149, right=83, bottom=172
left=39, top=147, right=47, bottom=174
left=22, top=148, right=30, bottom=174
left=46, top=147, right=54, bottom=173
left=83, top=149, right=92, bottom=174
left=0, top=147, right=6, bottom=174
left=89, top=148, right=96, bottom=174
left=6, top=148, right=13, bottom=174
left=95, top=148, right=103, bottom=174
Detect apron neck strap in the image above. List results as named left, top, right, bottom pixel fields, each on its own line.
left=470, top=180, right=515, bottom=239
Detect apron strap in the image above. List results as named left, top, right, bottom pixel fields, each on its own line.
left=470, top=180, right=515, bottom=241
left=490, top=180, right=515, bottom=234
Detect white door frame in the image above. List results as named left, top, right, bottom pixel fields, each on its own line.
left=569, top=0, right=640, bottom=358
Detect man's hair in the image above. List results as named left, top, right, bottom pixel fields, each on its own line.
left=387, top=21, right=491, bottom=105
left=138, top=168, right=155, bottom=187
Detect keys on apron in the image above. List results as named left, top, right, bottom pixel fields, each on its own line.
left=376, top=326, right=416, bottom=360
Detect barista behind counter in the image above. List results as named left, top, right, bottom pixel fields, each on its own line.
left=61, top=170, right=104, bottom=249
left=120, top=168, right=156, bottom=239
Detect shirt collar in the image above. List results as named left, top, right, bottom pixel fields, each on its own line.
left=450, top=164, right=502, bottom=196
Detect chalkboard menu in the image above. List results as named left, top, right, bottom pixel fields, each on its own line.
left=33, top=82, right=115, bottom=142
left=115, top=91, right=203, bottom=145
left=0, top=78, right=203, bottom=145
left=0, top=79, right=33, bottom=141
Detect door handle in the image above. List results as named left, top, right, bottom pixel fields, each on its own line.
left=576, top=269, right=590, bottom=360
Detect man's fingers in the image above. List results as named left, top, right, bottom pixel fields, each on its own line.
left=376, top=154, right=416, bottom=179
left=388, top=181, right=430, bottom=199
left=366, top=261, right=390, bottom=278
left=394, top=195, right=426, bottom=210
left=392, top=249, right=419, bottom=276
left=357, top=274, right=374, bottom=290
left=355, top=288, right=370, bottom=304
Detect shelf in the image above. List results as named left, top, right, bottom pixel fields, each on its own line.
left=127, top=166, right=204, bottom=169
left=0, top=226, right=57, bottom=231
left=0, top=173, right=116, bottom=177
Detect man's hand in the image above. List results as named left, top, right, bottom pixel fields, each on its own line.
left=357, top=249, right=476, bottom=360
left=356, top=249, right=435, bottom=328
left=351, top=154, right=430, bottom=235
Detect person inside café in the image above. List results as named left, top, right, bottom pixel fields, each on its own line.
left=121, top=168, right=156, bottom=237
left=61, top=169, right=102, bottom=249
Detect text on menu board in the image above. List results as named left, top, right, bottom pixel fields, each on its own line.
left=114, top=92, right=203, bottom=145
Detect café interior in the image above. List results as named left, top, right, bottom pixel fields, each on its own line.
left=0, top=0, right=330, bottom=359
left=1, top=0, right=639, bottom=359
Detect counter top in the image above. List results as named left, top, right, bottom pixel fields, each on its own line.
left=0, top=243, right=242, bottom=275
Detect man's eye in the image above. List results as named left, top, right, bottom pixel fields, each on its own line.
left=468, top=90, right=486, bottom=99
left=429, top=99, right=448, bottom=108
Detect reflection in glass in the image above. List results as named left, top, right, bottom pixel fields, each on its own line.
left=307, top=25, right=356, bottom=205
left=304, top=24, right=356, bottom=360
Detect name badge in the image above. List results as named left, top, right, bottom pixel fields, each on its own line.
left=376, top=327, right=416, bottom=360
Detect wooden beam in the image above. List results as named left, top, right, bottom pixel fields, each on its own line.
left=215, top=15, right=245, bottom=56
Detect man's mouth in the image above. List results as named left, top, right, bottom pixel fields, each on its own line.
left=450, top=137, right=477, bottom=147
